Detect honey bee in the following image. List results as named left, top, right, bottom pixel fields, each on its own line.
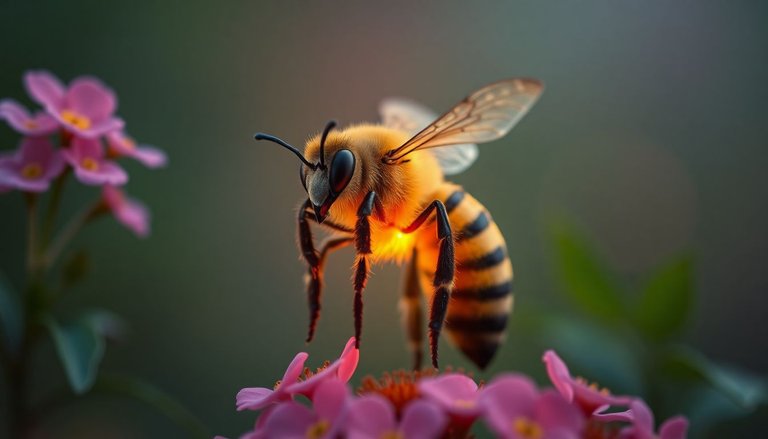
left=254, top=78, right=543, bottom=369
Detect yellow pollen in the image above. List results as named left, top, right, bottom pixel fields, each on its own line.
left=21, top=163, right=43, bottom=179
left=454, top=398, right=476, bottom=408
left=577, top=376, right=611, bottom=395
left=23, top=120, right=38, bottom=129
left=81, top=157, right=99, bottom=171
left=60, top=109, right=92, bottom=130
left=305, top=419, right=330, bottom=439
left=380, top=431, right=403, bottom=439
left=513, top=417, right=543, bottom=439
left=122, top=137, right=136, bottom=149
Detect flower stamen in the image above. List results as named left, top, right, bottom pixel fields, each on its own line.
left=305, top=419, right=330, bottom=439
left=81, top=157, right=99, bottom=171
left=61, top=109, right=92, bottom=130
left=513, top=417, right=543, bottom=439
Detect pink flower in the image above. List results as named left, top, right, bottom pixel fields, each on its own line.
left=0, top=99, right=59, bottom=136
left=0, top=137, right=65, bottom=192
left=103, top=186, right=150, bottom=238
left=480, top=374, right=585, bottom=439
left=417, top=373, right=482, bottom=420
left=255, top=379, right=349, bottom=439
left=543, top=350, right=633, bottom=416
left=617, top=400, right=688, bottom=439
left=345, top=396, right=447, bottom=439
left=24, top=70, right=124, bottom=139
left=106, top=131, right=167, bottom=168
left=237, top=337, right=359, bottom=411
left=62, top=137, right=128, bottom=186
left=237, top=352, right=308, bottom=411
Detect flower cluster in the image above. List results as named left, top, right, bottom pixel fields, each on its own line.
left=0, top=70, right=166, bottom=236
left=224, top=339, right=688, bottom=439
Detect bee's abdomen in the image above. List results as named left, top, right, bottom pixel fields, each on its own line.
left=416, top=183, right=514, bottom=369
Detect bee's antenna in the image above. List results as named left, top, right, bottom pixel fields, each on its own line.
left=318, top=120, right=337, bottom=169
left=254, top=132, right=317, bottom=170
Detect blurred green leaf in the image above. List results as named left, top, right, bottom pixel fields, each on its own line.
left=94, top=374, right=209, bottom=438
left=663, top=346, right=767, bottom=410
left=0, top=274, right=24, bottom=356
left=679, top=385, right=759, bottom=437
left=634, top=256, right=692, bottom=340
left=550, top=223, right=624, bottom=323
left=45, top=316, right=106, bottom=394
left=61, top=249, right=90, bottom=288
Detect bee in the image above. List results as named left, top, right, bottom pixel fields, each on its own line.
left=254, top=78, right=543, bottom=369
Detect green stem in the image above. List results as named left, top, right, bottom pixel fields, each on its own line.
left=25, top=194, right=39, bottom=277
left=41, top=169, right=70, bottom=247
left=43, top=201, right=105, bottom=271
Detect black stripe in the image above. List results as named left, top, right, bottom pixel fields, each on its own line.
left=451, top=280, right=513, bottom=301
left=459, top=338, right=501, bottom=370
left=457, top=246, right=507, bottom=270
left=457, top=211, right=490, bottom=242
left=444, top=190, right=465, bottom=214
left=446, top=314, right=508, bottom=333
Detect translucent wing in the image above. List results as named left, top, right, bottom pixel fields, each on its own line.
left=382, top=78, right=543, bottom=166
left=379, top=98, right=479, bottom=175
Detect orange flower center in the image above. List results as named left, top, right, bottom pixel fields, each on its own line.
left=576, top=377, right=611, bottom=395
left=380, top=431, right=403, bottom=439
left=305, top=419, right=330, bottom=439
left=21, top=163, right=43, bottom=179
left=81, top=157, right=99, bottom=171
left=23, top=120, right=38, bottom=129
left=61, top=109, right=92, bottom=130
left=121, top=137, right=136, bottom=150
left=513, top=417, right=543, bottom=439
left=359, top=369, right=436, bottom=416
left=454, top=398, right=476, bottom=408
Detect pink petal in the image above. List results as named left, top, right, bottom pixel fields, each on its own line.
left=286, top=360, right=342, bottom=397
left=346, top=395, right=397, bottom=439
left=312, top=379, right=350, bottom=422
left=115, top=195, right=150, bottom=237
left=131, top=145, right=168, bottom=168
left=543, top=350, right=575, bottom=402
left=630, top=399, right=655, bottom=433
left=479, top=374, right=539, bottom=436
left=69, top=137, right=105, bottom=159
left=0, top=100, right=59, bottom=136
left=65, top=77, right=117, bottom=121
left=658, top=416, right=689, bottom=439
left=281, top=352, right=310, bottom=386
left=24, top=70, right=65, bottom=108
left=400, top=400, right=447, bottom=439
left=337, top=336, right=360, bottom=383
left=418, top=373, right=481, bottom=417
left=71, top=159, right=128, bottom=186
left=236, top=387, right=278, bottom=412
left=65, top=116, right=124, bottom=139
left=534, top=390, right=586, bottom=435
left=261, top=401, right=316, bottom=438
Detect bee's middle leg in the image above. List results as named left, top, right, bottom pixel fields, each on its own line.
left=352, top=191, right=386, bottom=348
left=402, top=200, right=454, bottom=368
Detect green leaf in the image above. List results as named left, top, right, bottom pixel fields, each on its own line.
left=0, top=274, right=24, bottom=356
left=94, top=374, right=209, bottom=438
left=45, top=316, right=106, bottom=394
left=634, top=256, right=693, bottom=340
left=61, top=249, right=90, bottom=288
left=663, top=346, right=767, bottom=410
left=550, top=223, right=624, bottom=323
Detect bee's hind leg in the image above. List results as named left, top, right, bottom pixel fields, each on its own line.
left=400, top=247, right=424, bottom=370
left=298, top=199, right=353, bottom=343
left=402, top=200, right=454, bottom=369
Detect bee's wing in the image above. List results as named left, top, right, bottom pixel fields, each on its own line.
left=382, top=78, right=543, bottom=167
left=379, top=98, right=479, bottom=175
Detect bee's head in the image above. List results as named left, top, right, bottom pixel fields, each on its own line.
left=254, top=120, right=355, bottom=223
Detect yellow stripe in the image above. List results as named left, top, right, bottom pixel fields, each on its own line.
left=447, top=295, right=514, bottom=319
left=453, top=260, right=512, bottom=290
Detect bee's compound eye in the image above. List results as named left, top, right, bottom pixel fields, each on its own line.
left=329, top=149, right=355, bottom=195
left=299, top=163, right=308, bottom=191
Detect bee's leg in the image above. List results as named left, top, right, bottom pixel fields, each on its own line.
left=353, top=191, right=386, bottom=348
left=298, top=199, right=353, bottom=342
left=400, top=247, right=424, bottom=370
left=402, top=200, right=454, bottom=368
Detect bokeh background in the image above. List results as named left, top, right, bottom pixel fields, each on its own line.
left=1, top=1, right=766, bottom=437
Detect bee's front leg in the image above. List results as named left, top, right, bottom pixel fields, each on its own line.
left=402, top=200, right=454, bottom=369
left=352, top=191, right=386, bottom=348
left=298, top=199, right=353, bottom=343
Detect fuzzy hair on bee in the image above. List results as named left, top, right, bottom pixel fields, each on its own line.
left=254, top=78, right=543, bottom=370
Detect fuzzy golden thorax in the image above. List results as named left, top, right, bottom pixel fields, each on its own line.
left=302, top=124, right=444, bottom=235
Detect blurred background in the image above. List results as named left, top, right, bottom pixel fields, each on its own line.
left=1, top=1, right=766, bottom=437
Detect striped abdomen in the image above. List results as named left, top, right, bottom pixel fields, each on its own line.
left=415, top=182, right=514, bottom=369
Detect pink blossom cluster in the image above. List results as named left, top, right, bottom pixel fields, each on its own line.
left=0, top=70, right=167, bottom=236
left=224, top=338, right=688, bottom=439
